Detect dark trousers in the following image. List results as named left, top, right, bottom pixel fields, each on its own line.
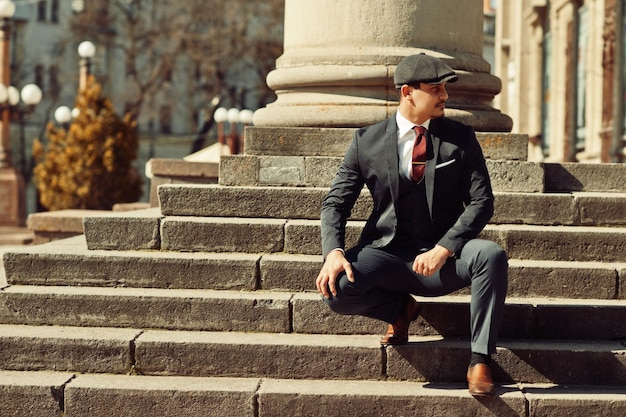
left=323, top=239, right=508, bottom=355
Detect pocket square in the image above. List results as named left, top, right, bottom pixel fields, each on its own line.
left=435, top=159, right=456, bottom=169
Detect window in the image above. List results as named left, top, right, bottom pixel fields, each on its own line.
left=37, top=1, right=47, bottom=22
left=575, top=5, right=588, bottom=151
left=160, top=105, right=172, bottom=134
left=51, top=0, right=59, bottom=23
left=622, top=4, right=626, bottom=135
left=34, top=65, right=45, bottom=90
left=541, top=32, right=552, bottom=155
left=49, top=65, right=60, bottom=98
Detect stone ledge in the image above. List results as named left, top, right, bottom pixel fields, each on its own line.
left=147, top=158, right=219, bottom=206
left=27, top=209, right=110, bottom=245
left=244, top=127, right=528, bottom=160
left=219, top=155, right=545, bottom=191
left=0, top=370, right=74, bottom=416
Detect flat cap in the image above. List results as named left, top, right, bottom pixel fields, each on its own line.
left=394, top=53, right=458, bottom=88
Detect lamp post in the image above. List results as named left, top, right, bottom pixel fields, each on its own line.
left=226, top=108, right=240, bottom=155
left=8, top=84, right=43, bottom=183
left=78, top=40, right=95, bottom=91
left=213, top=107, right=228, bottom=147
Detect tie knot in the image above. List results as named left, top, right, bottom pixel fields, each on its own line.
left=413, top=125, right=426, bottom=136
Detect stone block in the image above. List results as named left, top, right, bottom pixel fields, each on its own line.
left=258, top=379, right=527, bottom=417
left=135, top=330, right=382, bottom=380
left=0, top=286, right=291, bottom=332
left=576, top=192, right=626, bottom=225
left=507, top=259, right=618, bottom=299
left=0, top=371, right=73, bottom=417
left=258, top=156, right=306, bottom=185
left=523, top=385, right=626, bottom=417
left=533, top=299, right=626, bottom=340
left=65, top=374, right=258, bottom=417
left=284, top=219, right=363, bottom=255
left=492, top=192, right=576, bottom=225
left=245, top=126, right=353, bottom=156
left=260, top=254, right=320, bottom=291
left=487, top=160, right=545, bottom=192
left=545, top=162, right=626, bottom=192
left=499, top=225, right=626, bottom=262
left=476, top=132, right=528, bottom=161
left=292, top=293, right=386, bottom=335
left=219, top=155, right=258, bottom=186
left=494, top=340, right=626, bottom=386
left=3, top=236, right=259, bottom=290
left=160, top=184, right=325, bottom=219
left=84, top=208, right=162, bottom=250
left=161, top=216, right=285, bottom=253
left=0, top=324, right=138, bottom=374
left=305, top=156, right=341, bottom=187
left=27, top=209, right=110, bottom=244
left=386, top=337, right=470, bottom=382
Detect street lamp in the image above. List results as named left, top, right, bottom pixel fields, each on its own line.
left=78, top=40, right=95, bottom=91
left=1, top=83, right=44, bottom=183
left=213, top=107, right=228, bottom=146
left=54, top=106, right=72, bottom=124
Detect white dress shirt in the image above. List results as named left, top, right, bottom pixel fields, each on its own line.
left=396, top=112, right=430, bottom=180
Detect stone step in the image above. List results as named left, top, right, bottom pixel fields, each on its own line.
left=243, top=127, right=530, bottom=161
left=156, top=184, right=626, bottom=226
left=5, top=238, right=625, bottom=300
left=219, top=154, right=626, bottom=193
left=1, top=325, right=625, bottom=387
left=220, top=155, right=546, bottom=192
left=4, top=371, right=626, bottom=417
left=481, top=224, right=626, bottom=262
left=2, top=280, right=625, bottom=340
left=151, top=216, right=626, bottom=262
left=0, top=324, right=139, bottom=374
left=4, top=235, right=262, bottom=290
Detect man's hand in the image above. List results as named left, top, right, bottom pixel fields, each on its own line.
left=316, top=249, right=354, bottom=298
left=412, top=245, right=453, bottom=276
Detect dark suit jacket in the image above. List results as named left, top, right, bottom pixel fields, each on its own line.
left=321, top=114, right=494, bottom=258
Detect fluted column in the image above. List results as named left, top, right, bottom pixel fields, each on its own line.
left=254, top=0, right=512, bottom=132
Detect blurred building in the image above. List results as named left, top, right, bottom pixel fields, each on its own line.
left=10, top=0, right=623, bottom=218
left=494, top=0, right=624, bottom=163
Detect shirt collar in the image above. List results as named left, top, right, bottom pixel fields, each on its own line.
left=395, top=111, right=431, bottom=137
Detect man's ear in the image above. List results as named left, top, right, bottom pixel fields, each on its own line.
left=400, top=84, right=412, bottom=99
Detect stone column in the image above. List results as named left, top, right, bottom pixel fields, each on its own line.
left=253, top=0, right=512, bottom=132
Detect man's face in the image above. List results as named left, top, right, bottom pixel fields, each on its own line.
left=403, top=82, right=449, bottom=123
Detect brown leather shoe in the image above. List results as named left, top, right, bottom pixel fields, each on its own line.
left=380, top=296, right=420, bottom=346
left=467, top=363, right=495, bottom=396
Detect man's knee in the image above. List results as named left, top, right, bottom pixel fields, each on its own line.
left=474, top=240, right=507, bottom=267
left=322, top=276, right=359, bottom=315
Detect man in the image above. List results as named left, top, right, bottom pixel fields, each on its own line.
left=315, top=53, right=508, bottom=396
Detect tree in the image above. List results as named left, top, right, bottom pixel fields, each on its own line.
left=70, top=0, right=284, bottom=131
left=32, top=76, right=143, bottom=211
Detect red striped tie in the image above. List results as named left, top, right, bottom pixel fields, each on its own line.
left=411, top=126, right=427, bottom=182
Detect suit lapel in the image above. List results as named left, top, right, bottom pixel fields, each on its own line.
left=425, top=120, right=441, bottom=219
left=384, top=117, right=400, bottom=206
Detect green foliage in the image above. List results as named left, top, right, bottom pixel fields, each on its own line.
left=33, top=76, right=143, bottom=211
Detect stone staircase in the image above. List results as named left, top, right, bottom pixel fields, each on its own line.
left=1, top=127, right=626, bottom=416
